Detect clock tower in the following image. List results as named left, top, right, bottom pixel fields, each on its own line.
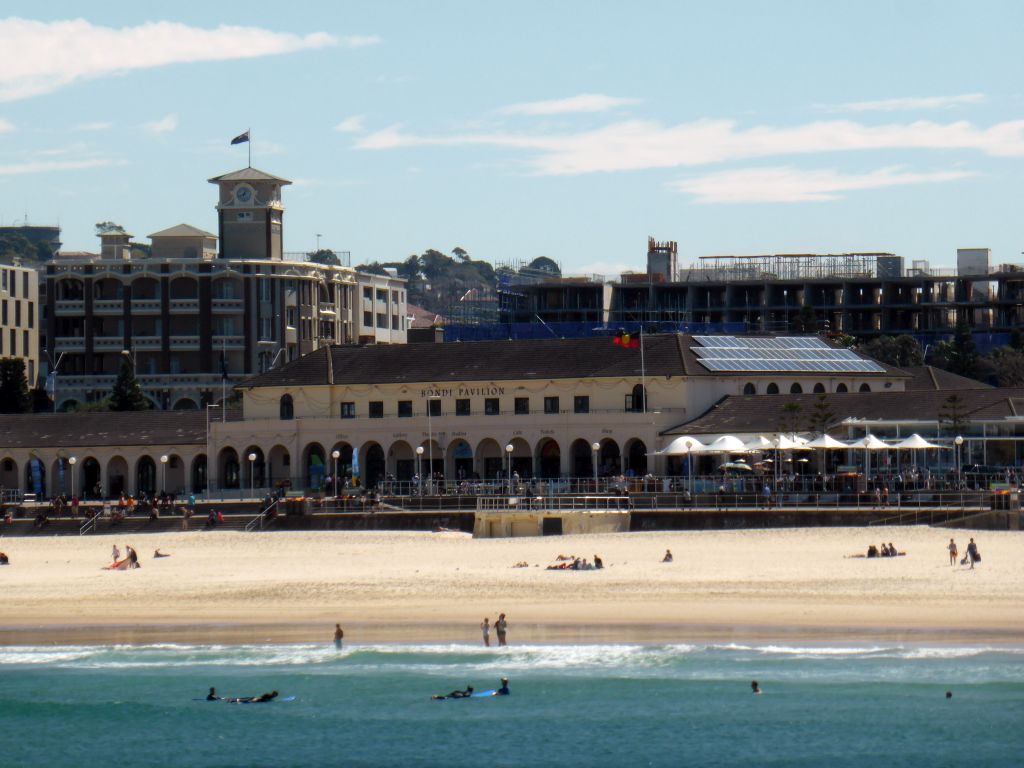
left=208, top=167, right=292, bottom=259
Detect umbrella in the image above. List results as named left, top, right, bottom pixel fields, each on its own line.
left=849, top=434, right=888, bottom=450
left=892, top=434, right=943, bottom=450
left=742, top=435, right=775, bottom=452
left=773, top=434, right=811, bottom=451
left=721, top=461, right=753, bottom=472
left=707, top=435, right=747, bottom=453
left=659, top=435, right=705, bottom=455
left=805, top=434, right=848, bottom=450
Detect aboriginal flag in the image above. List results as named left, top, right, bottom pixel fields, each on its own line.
left=613, top=329, right=640, bottom=348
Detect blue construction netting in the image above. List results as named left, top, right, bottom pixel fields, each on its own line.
left=443, top=321, right=748, bottom=343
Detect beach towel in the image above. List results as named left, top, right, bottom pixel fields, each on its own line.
left=104, top=557, right=131, bottom=571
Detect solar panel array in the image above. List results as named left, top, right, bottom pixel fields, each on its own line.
left=691, top=336, right=887, bottom=373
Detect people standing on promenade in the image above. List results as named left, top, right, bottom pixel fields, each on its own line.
left=495, top=613, right=508, bottom=647
left=481, top=617, right=491, bottom=647
left=334, top=624, right=344, bottom=650
left=948, top=538, right=958, bottom=566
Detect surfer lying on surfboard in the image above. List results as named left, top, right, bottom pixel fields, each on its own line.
left=433, top=678, right=510, bottom=699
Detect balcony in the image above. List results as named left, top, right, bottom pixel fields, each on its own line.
left=130, top=299, right=161, bottom=313
left=93, top=299, right=124, bottom=314
left=54, top=300, right=85, bottom=314
left=93, top=336, right=125, bottom=350
left=54, top=336, right=85, bottom=351
left=132, top=335, right=162, bottom=350
left=169, top=335, right=200, bottom=349
left=318, top=303, right=336, bottom=315
left=169, top=299, right=199, bottom=312
left=212, top=298, right=244, bottom=312
left=212, top=334, right=244, bottom=349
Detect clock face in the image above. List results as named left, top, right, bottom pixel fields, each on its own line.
left=234, top=185, right=253, bottom=204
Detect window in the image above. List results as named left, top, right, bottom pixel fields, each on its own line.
left=836, top=383, right=848, bottom=393
left=23, top=330, right=28, bottom=354
left=484, top=398, right=500, bottom=415
left=743, top=382, right=756, bottom=395
left=456, top=398, right=471, bottom=416
left=398, top=400, right=413, bottom=417
left=544, top=396, right=559, bottom=414
left=22, top=272, right=28, bottom=296
left=376, top=313, right=386, bottom=328
left=286, top=308, right=296, bottom=328
left=27, top=302, right=33, bottom=328
left=363, top=311, right=372, bottom=327
left=14, top=301, right=20, bottom=326
left=340, top=402, right=355, bottom=419
left=392, top=290, right=399, bottom=304
left=368, top=401, right=384, bottom=418
left=376, top=289, right=387, bottom=303
left=766, top=383, right=780, bottom=395
left=428, top=399, right=442, bottom=417
left=279, top=394, right=294, bottom=420
left=9, top=329, right=14, bottom=355
left=514, top=397, right=529, bottom=415
left=1, top=300, right=5, bottom=324
left=574, top=395, right=590, bottom=414
left=813, top=383, right=825, bottom=393
left=790, top=383, right=803, bottom=394
left=392, top=315, right=399, bottom=330
left=362, top=286, right=372, bottom=300
left=859, top=383, right=871, bottom=393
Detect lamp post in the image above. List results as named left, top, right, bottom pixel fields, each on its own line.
left=505, top=443, right=514, bottom=494
left=591, top=441, right=600, bottom=490
left=954, top=435, right=964, bottom=488
left=426, top=396, right=440, bottom=492
left=248, top=452, right=257, bottom=499
left=205, top=403, right=220, bottom=498
left=120, top=348, right=137, bottom=369
left=44, top=349, right=66, bottom=413
left=68, top=456, right=77, bottom=499
left=331, top=449, right=340, bottom=498
left=415, top=446, right=424, bottom=495
left=160, top=454, right=168, bottom=495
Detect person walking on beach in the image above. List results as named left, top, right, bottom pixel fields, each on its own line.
left=966, top=538, right=980, bottom=569
left=333, top=623, right=344, bottom=650
left=495, top=613, right=508, bottom=647
left=111, top=544, right=121, bottom=564
left=481, top=617, right=491, bottom=647
left=948, top=538, right=958, bottom=567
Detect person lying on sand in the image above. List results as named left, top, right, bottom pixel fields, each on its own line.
left=154, top=549, right=170, bottom=558
left=554, top=554, right=575, bottom=562
left=0, top=552, right=8, bottom=565
left=511, top=561, right=529, bottom=568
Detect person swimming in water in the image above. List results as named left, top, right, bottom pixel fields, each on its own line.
left=228, top=690, right=279, bottom=703
left=496, top=677, right=510, bottom=695
left=751, top=680, right=762, bottom=694
left=432, top=686, right=474, bottom=700
left=206, top=687, right=220, bottom=701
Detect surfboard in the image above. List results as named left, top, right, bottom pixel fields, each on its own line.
left=192, top=696, right=296, bottom=703
left=470, top=690, right=497, bottom=697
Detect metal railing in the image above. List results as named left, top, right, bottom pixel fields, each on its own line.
left=79, top=514, right=99, bottom=535
left=245, top=499, right=280, bottom=532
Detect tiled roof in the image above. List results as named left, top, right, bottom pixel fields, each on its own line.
left=207, top=167, right=292, bottom=184
left=901, top=365, right=993, bottom=391
left=148, top=223, right=217, bottom=239
left=664, top=388, right=1024, bottom=436
left=0, top=410, right=241, bottom=450
left=240, top=333, right=906, bottom=389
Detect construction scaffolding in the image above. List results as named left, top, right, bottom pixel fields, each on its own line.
left=685, top=253, right=891, bottom=282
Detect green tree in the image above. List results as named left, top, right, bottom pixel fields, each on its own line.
left=946, top=317, right=979, bottom=379
left=1009, top=327, right=1023, bottom=351
left=30, top=386, right=53, bottom=413
left=452, top=246, right=470, bottom=263
left=806, top=394, right=836, bottom=436
left=109, top=359, right=151, bottom=411
left=0, top=358, right=31, bottom=413
left=939, top=393, right=970, bottom=437
left=70, top=398, right=112, bottom=412
left=990, top=346, right=1024, bottom=387
left=308, top=248, right=341, bottom=266
left=780, top=401, right=803, bottom=436
left=858, top=334, right=924, bottom=367
left=94, top=221, right=126, bottom=235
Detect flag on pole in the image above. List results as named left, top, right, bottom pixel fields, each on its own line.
left=230, top=130, right=250, bottom=145
left=612, top=329, right=640, bottom=348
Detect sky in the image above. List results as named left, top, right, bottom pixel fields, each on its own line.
left=1, top=1, right=1023, bottom=275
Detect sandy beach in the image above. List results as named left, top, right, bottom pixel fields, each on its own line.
left=0, top=526, right=1021, bottom=645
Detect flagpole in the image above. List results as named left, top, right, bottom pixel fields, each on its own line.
left=640, top=325, right=647, bottom=414
left=248, top=127, right=251, bottom=167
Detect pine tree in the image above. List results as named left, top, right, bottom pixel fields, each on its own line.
left=949, top=317, right=979, bottom=379
left=939, top=393, right=969, bottom=437
left=109, top=358, right=151, bottom=411
left=780, top=402, right=803, bottom=436
left=0, top=358, right=31, bottom=413
left=806, top=394, right=836, bottom=436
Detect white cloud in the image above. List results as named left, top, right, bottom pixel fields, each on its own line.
left=573, top=260, right=635, bottom=277
left=669, top=165, right=976, bottom=204
left=340, top=35, right=382, bottom=48
left=335, top=115, right=366, bottom=133
left=0, top=18, right=343, bottom=102
left=357, top=117, right=1024, bottom=176
left=73, top=121, right=111, bottom=131
left=830, top=93, right=986, bottom=113
left=144, top=113, right=178, bottom=134
left=0, top=157, right=118, bottom=176
left=499, top=93, right=639, bottom=116
left=0, top=117, right=13, bottom=134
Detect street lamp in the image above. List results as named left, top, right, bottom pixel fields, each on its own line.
left=160, top=454, right=168, bottom=495
left=331, top=449, right=340, bottom=498
left=44, top=349, right=66, bottom=414
left=592, top=442, right=600, bottom=489
left=954, top=435, right=964, bottom=488
left=120, top=348, right=137, bottom=369
left=205, top=403, right=220, bottom=497
left=415, top=446, right=424, bottom=495
left=248, top=452, right=257, bottom=498
left=505, top=443, right=514, bottom=494
left=426, top=396, right=440, bottom=492
left=68, top=456, right=77, bottom=499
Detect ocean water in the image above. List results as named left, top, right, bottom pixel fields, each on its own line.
left=2, top=642, right=1023, bottom=767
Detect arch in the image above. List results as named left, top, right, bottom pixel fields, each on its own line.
left=302, top=442, right=326, bottom=490
left=766, top=383, right=780, bottom=395
left=625, top=438, right=648, bottom=476
left=242, top=446, right=265, bottom=493
left=81, top=457, right=102, bottom=498
left=836, top=383, right=849, bottom=393
left=218, top=447, right=240, bottom=490
left=598, top=438, right=621, bottom=476
left=279, top=394, right=294, bottom=420
left=475, top=437, right=502, bottom=479
left=135, top=455, right=157, bottom=496
left=191, top=454, right=208, bottom=494
left=743, top=382, right=756, bottom=395
left=50, top=457, right=71, bottom=497
left=172, top=397, right=199, bottom=411
left=444, top=439, right=473, bottom=481
left=57, top=398, right=79, bottom=413
left=389, top=440, right=414, bottom=481
left=362, top=442, right=386, bottom=489
left=267, top=444, right=291, bottom=490
left=169, top=276, right=199, bottom=299
left=631, top=383, right=647, bottom=412
left=0, top=456, right=18, bottom=492
left=571, top=438, right=594, bottom=477
left=508, top=437, right=532, bottom=478
left=329, top=442, right=353, bottom=485
left=55, top=277, right=85, bottom=301
left=93, top=277, right=123, bottom=300
left=163, top=454, right=186, bottom=495
left=790, top=383, right=803, bottom=394
left=132, top=276, right=159, bottom=300
left=813, top=383, right=826, bottom=394
left=859, top=383, right=871, bottom=393
left=213, top=276, right=243, bottom=299
left=535, top=438, right=561, bottom=478
left=25, top=456, right=46, bottom=497
left=106, top=456, right=129, bottom=497
left=416, top=439, right=444, bottom=478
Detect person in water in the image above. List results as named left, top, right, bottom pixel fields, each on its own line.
left=433, top=686, right=474, bottom=700
left=206, top=687, right=220, bottom=701
left=496, top=677, right=510, bottom=696
left=229, top=691, right=279, bottom=703
left=334, top=623, right=344, bottom=649
left=751, top=680, right=762, bottom=694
